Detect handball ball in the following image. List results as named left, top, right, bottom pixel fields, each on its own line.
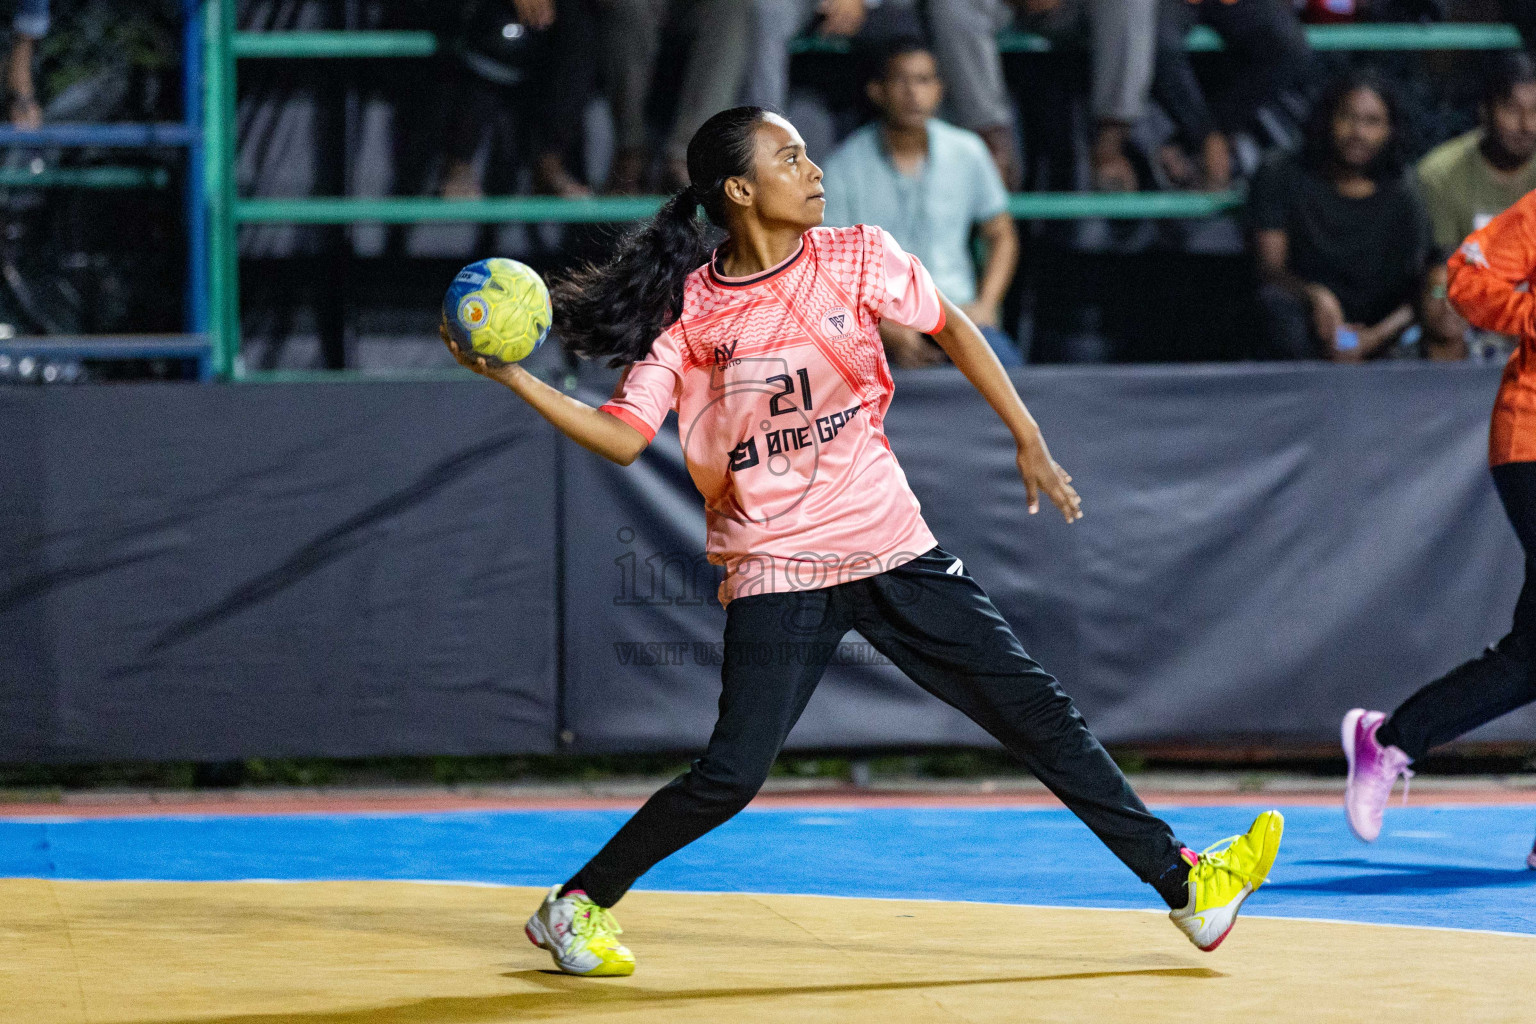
left=443, top=257, right=552, bottom=365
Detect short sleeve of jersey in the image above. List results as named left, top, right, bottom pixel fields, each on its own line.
left=856, top=224, right=946, bottom=334
left=599, top=329, right=683, bottom=443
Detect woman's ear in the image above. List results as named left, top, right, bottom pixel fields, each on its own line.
left=724, top=175, right=753, bottom=210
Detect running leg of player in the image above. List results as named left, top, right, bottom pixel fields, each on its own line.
left=526, top=587, right=855, bottom=976
left=1343, top=461, right=1536, bottom=849
left=849, top=547, right=1284, bottom=953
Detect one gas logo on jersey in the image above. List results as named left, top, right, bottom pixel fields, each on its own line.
left=819, top=307, right=852, bottom=338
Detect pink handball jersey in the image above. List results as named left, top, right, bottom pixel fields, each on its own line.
left=599, top=224, right=946, bottom=606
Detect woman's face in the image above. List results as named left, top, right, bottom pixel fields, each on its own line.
left=727, top=113, right=826, bottom=231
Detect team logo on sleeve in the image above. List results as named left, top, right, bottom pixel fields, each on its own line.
left=819, top=307, right=852, bottom=338
left=1458, top=240, right=1488, bottom=268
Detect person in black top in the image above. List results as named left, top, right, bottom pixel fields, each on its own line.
left=1248, top=72, right=1433, bottom=361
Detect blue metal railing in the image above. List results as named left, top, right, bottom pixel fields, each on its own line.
left=0, top=122, right=197, bottom=146
left=0, top=0, right=210, bottom=378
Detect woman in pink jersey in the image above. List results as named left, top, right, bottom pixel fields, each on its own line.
left=445, top=107, right=1283, bottom=975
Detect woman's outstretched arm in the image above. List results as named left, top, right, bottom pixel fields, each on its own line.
left=927, top=293, right=1083, bottom=523
left=443, top=329, right=650, bottom=466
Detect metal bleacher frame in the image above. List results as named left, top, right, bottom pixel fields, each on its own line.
left=205, top=9, right=1521, bottom=380
left=0, top=0, right=212, bottom=379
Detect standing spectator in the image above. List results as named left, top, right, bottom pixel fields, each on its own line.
left=440, top=0, right=559, bottom=199
left=821, top=39, right=1023, bottom=367
left=744, top=0, right=887, bottom=115
left=1249, top=72, right=1431, bottom=361
left=1008, top=0, right=1158, bottom=191
left=745, top=0, right=1023, bottom=187
left=6, top=0, right=46, bottom=128
left=1418, top=54, right=1536, bottom=361
left=532, top=0, right=596, bottom=198
left=922, top=0, right=1041, bottom=189
left=603, top=0, right=750, bottom=193
left=1152, top=0, right=1310, bottom=190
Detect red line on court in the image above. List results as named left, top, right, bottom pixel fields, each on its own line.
left=1, top=787, right=1532, bottom=819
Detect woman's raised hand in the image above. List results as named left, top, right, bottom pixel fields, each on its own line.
left=441, top=318, right=511, bottom=381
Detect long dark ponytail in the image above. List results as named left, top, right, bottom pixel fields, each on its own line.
left=553, top=106, right=767, bottom=367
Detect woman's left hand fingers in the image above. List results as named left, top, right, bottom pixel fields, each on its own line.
left=1021, top=452, right=1082, bottom=522
left=1047, top=461, right=1082, bottom=522
left=1050, top=478, right=1082, bottom=522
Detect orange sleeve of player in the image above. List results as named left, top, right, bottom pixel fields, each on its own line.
left=1446, top=189, right=1536, bottom=339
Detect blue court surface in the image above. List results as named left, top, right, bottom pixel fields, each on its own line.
left=3, top=803, right=1533, bottom=936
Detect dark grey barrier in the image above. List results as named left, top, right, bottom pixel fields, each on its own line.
left=0, top=383, right=560, bottom=762
left=562, top=362, right=1533, bottom=752
left=2, top=363, right=1531, bottom=762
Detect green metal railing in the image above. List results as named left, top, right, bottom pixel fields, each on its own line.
left=206, top=8, right=1524, bottom=379
left=236, top=195, right=665, bottom=224
left=223, top=22, right=1526, bottom=62
left=205, top=0, right=237, bottom=378
left=234, top=190, right=1244, bottom=224
left=793, top=21, right=1523, bottom=53
left=232, top=29, right=438, bottom=59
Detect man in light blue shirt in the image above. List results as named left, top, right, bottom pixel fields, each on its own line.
left=821, top=37, right=1021, bottom=367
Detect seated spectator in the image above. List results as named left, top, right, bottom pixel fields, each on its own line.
left=1249, top=72, right=1431, bottom=361
left=746, top=0, right=1023, bottom=188
left=6, top=0, right=46, bottom=128
left=1418, top=53, right=1536, bottom=361
left=1151, top=0, right=1310, bottom=190
left=821, top=39, right=1023, bottom=368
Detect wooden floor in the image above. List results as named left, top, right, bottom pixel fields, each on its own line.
left=3, top=880, right=1530, bottom=1024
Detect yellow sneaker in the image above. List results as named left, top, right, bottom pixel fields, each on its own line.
left=1169, top=810, right=1284, bottom=951
left=524, top=884, right=636, bottom=976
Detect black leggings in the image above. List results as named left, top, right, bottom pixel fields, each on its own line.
left=566, top=546, right=1185, bottom=907
left=1379, top=462, right=1536, bottom=758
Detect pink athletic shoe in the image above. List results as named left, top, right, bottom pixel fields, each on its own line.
left=1342, top=708, right=1413, bottom=843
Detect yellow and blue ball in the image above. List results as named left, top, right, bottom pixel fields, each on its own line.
left=443, top=257, right=552, bottom=365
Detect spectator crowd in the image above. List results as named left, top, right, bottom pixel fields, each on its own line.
left=11, top=0, right=1536, bottom=368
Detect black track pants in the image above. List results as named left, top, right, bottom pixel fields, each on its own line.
left=566, top=545, right=1185, bottom=907
left=1380, top=462, right=1536, bottom=759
